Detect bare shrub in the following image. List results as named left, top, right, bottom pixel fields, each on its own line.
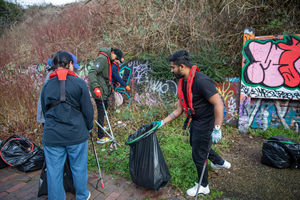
left=0, top=0, right=299, bottom=143
left=0, top=64, right=42, bottom=142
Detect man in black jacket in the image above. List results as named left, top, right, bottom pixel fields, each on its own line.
left=41, top=51, right=94, bottom=200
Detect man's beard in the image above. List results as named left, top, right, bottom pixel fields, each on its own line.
left=173, top=72, right=184, bottom=79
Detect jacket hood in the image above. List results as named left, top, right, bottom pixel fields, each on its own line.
left=99, top=47, right=112, bottom=59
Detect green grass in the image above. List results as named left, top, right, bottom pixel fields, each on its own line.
left=249, top=126, right=300, bottom=143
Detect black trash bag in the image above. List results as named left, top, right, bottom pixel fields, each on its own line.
left=126, top=124, right=171, bottom=191
left=17, top=144, right=44, bottom=172
left=263, top=135, right=300, bottom=169
left=0, top=140, right=7, bottom=169
left=261, top=135, right=299, bottom=169
left=38, top=156, right=75, bottom=197
left=0, top=135, right=44, bottom=172
left=285, top=142, right=300, bottom=169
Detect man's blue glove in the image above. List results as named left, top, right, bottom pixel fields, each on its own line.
left=152, top=120, right=165, bottom=128
left=211, top=125, right=222, bottom=144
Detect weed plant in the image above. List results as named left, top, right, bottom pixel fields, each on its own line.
left=249, top=126, right=300, bottom=143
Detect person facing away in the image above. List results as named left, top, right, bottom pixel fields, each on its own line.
left=37, top=52, right=80, bottom=125
left=40, top=51, right=94, bottom=200
left=153, top=50, right=231, bottom=197
left=88, top=47, right=126, bottom=144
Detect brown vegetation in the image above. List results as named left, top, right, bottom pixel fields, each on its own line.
left=0, top=0, right=299, bottom=143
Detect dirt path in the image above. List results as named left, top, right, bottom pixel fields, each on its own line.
left=210, top=134, right=300, bottom=200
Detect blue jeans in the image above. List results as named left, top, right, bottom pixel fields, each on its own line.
left=43, top=140, right=89, bottom=200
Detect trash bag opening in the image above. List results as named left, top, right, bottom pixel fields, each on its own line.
left=125, top=123, right=159, bottom=145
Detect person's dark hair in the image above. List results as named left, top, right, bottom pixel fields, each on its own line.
left=168, top=50, right=192, bottom=68
left=52, top=51, right=73, bottom=69
left=112, top=48, right=123, bottom=61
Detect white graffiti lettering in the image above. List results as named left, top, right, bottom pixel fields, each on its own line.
left=226, top=96, right=237, bottom=123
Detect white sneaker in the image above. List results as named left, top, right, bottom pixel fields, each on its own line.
left=186, top=183, right=210, bottom=196
left=211, top=160, right=231, bottom=170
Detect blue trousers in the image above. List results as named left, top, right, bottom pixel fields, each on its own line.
left=43, top=140, right=89, bottom=200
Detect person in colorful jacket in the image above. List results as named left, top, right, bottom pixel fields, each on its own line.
left=88, top=47, right=124, bottom=144
left=153, top=50, right=231, bottom=197
left=41, top=51, right=94, bottom=200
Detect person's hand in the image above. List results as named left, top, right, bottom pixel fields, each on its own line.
left=152, top=120, right=165, bottom=128
left=94, top=88, right=101, bottom=98
left=211, top=126, right=222, bottom=144
left=125, top=85, right=130, bottom=91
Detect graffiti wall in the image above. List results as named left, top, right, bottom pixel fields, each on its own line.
left=76, top=59, right=242, bottom=126
left=113, top=60, right=242, bottom=126
left=216, top=78, right=240, bottom=126
left=121, top=60, right=178, bottom=106
left=238, top=28, right=300, bottom=133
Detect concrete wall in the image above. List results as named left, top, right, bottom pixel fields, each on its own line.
left=238, top=28, right=300, bottom=133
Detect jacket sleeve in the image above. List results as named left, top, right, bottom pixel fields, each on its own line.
left=40, top=84, right=47, bottom=118
left=88, top=57, right=109, bottom=98
left=112, top=65, right=127, bottom=87
left=88, top=58, right=102, bottom=90
left=80, top=82, right=94, bottom=130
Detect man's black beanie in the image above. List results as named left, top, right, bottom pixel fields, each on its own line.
left=112, top=48, right=123, bottom=61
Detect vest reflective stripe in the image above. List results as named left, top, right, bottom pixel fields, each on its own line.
left=177, top=65, right=199, bottom=117
left=98, top=51, right=112, bottom=85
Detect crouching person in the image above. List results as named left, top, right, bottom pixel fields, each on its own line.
left=41, top=51, right=94, bottom=200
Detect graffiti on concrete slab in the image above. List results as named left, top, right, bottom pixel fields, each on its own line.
left=239, top=29, right=300, bottom=133
left=216, top=78, right=240, bottom=125
left=240, top=84, right=300, bottom=100
left=126, top=60, right=152, bottom=85
left=247, top=99, right=299, bottom=132
left=242, top=34, right=300, bottom=100
left=122, top=60, right=177, bottom=106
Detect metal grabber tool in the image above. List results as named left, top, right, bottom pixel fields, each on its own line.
left=95, top=98, right=121, bottom=150
left=89, top=131, right=104, bottom=189
left=195, top=141, right=212, bottom=200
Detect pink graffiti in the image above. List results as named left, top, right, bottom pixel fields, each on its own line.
left=246, top=41, right=284, bottom=87
left=245, top=36, right=300, bottom=88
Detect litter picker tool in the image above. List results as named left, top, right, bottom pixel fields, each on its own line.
left=89, top=131, right=104, bottom=189
left=101, top=99, right=114, bottom=138
left=195, top=141, right=212, bottom=200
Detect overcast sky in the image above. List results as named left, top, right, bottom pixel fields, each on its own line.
left=6, top=0, right=83, bottom=7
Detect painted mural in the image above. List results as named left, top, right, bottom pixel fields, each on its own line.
left=238, top=28, right=300, bottom=133
left=216, top=78, right=240, bottom=126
